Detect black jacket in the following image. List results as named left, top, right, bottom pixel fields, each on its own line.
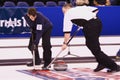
left=24, top=12, right=53, bottom=45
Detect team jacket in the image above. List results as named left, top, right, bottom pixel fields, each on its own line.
left=24, top=12, right=53, bottom=45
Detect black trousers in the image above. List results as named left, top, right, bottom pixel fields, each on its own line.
left=82, top=18, right=118, bottom=70
left=28, top=27, right=52, bottom=66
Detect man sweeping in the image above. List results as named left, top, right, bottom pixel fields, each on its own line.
left=24, top=8, right=53, bottom=70
left=61, top=0, right=120, bottom=72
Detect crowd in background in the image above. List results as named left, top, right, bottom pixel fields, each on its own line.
left=0, top=0, right=120, bottom=7
left=89, top=0, right=120, bottom=6
left=0, top=0, right=65, bottom=6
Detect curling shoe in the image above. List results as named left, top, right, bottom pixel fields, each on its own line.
left=41, top=64, right=51, bottom=70
left=26, top=61, right=41, bottom=67
left=94, top=64, right=105, bottom=72
left=42, top=67, right=49, bottom=70
left=107, top=65, right=120, bottom=73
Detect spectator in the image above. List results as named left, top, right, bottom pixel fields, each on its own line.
left=93, top=0, right=111, bottom=6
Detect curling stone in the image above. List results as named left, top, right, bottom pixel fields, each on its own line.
left=53, top=60, right=68, bottom=71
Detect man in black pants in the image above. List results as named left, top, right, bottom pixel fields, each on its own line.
left=24, top=8, right=52, bottom=69
left=62, top=0, right=120, bottom=72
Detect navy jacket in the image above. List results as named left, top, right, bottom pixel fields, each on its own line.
left=24, top=12, right=53, bottom=45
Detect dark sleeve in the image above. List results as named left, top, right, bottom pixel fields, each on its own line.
left=34, top=15, right=43, bottom=45
left=24, top=14, right=30, bottom=26
left=24, top=14, right=34, bottom=29
left=34, top=30, right=42, bottom=45
left=32, top=13, right=46, bottom=45
left=24, top=14, right=40, bottom=45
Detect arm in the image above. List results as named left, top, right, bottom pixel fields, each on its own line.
left=62, top=9, right=73, bottom=50
left=63, top=32, right=71, bottom=44
left=24, top=14, right=31, bottom=26
left=62, top=32, right=71, bottom=50
left=34, top=22, right=43, bottom=45
left=24, top=14, right=34, bottom=29
left=34, top=30, right=42, bottom=45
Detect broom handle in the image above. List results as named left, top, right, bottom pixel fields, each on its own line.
left=47, top=50, right=63, bottom=69
left=66, top=27, right=81, bottom=45
left=31, top=29, right=36, bottom=69
left=46, top=27, right=82, bottom=69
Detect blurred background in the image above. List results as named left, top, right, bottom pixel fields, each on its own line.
left=0, top=0, right=120, bottom=6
